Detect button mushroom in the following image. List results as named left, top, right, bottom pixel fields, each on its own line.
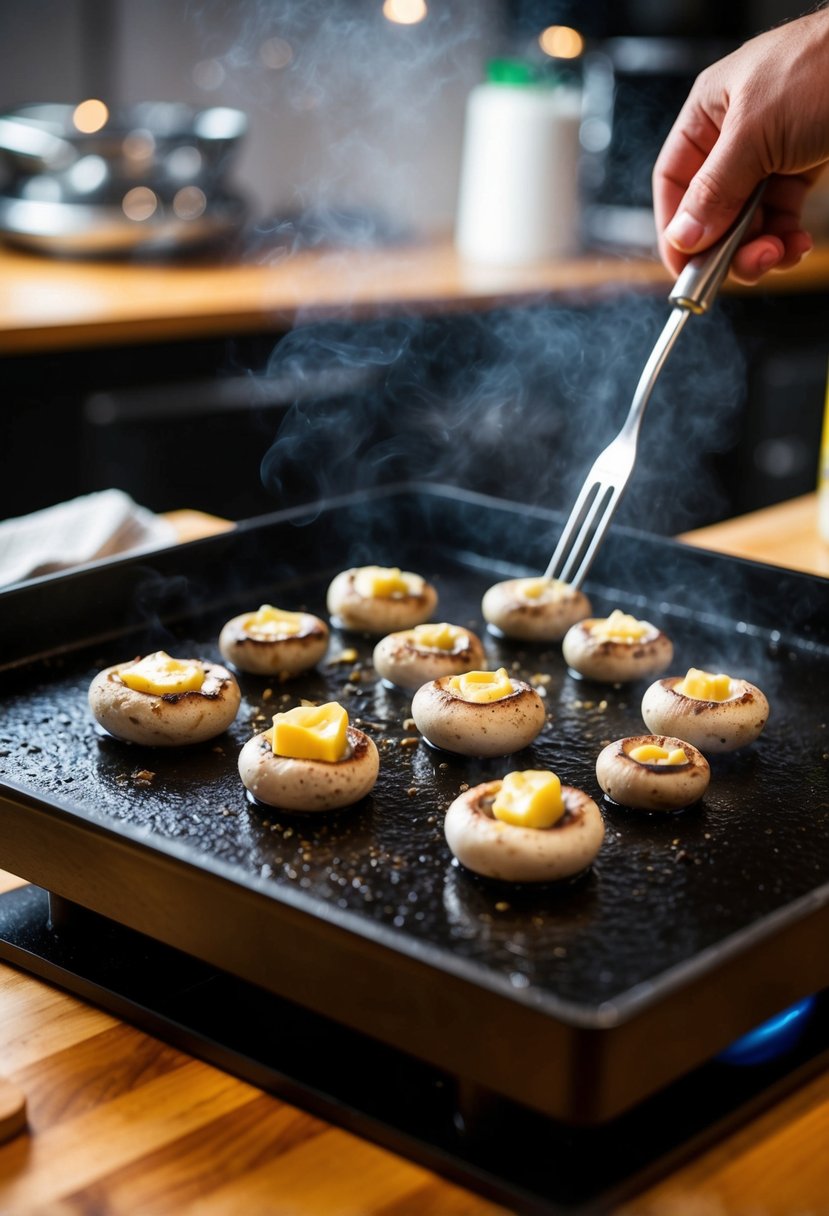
left=444, top=771, right=604, bottom=881
left=595, top=734, right=710, bottom=811
left=411, top=668, right=546, bottom=757
left=562, top=609, right=673, bottom=683
left=481, top=576, right=591, bottom=641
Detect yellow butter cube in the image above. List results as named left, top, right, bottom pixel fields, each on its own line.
left=591, top=609, right=650, bottom=642
left=271, top=701, right=348, bottom=762
left=243, top=605, right=304, bottom=638
left=117, top=651, right=205, bottom=695
left=492, top=770, right=565, bottom=828
left=519, top=579, right=549, bottom=600
left=676, top=668, right=732, bottom=701
left=449, top=668, right=514, bottom=703
left=629, top=744, right=688, bottom=766
left=411, top=623, right=461, bottom=651
left=354, top=566, right=414, bottom=598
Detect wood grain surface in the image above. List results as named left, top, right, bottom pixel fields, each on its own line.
left=0, top=497, right=827, bottom=1214
left=2, top=240, right=829, bottom=355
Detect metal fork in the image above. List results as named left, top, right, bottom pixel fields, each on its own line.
left=544, top=182, right=766, bottom=589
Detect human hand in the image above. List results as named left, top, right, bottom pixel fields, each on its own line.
left=652, top=8, right=829, bottom=284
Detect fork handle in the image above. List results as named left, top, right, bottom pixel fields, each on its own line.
left=668, top=180, right=767, bottom=314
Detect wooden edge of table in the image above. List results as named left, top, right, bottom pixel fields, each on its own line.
left=162, top=508, right=236, bottom=544
left=679, top=491, right=828, bottom=578
left=3, top=240, right=829, bottom=355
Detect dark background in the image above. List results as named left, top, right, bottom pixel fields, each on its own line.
left=1, top=0, right=826, bottom=535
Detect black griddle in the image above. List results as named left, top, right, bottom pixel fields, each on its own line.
left=0, top=483, right=828, bottom=1186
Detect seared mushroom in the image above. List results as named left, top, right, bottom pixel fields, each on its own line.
left=372, top=622, right=485, bottom=690
left=641, top=667, right=769, bottom=753
left=238, top=701, right=379, bottom=811
left=326, top=565, right=437, bottom=634
left=219, top=604, right=328, bottom=676
left=562, top=609, right=673, bottom=683
left=482, top=576, right=591, bottom=641
left=411, top=668, right=546, bottom=757
left=444, top=771, right=604, bottom=881
left=596, top=734, right=710, bottom=811
left=89, top=651, right=240, bottom=746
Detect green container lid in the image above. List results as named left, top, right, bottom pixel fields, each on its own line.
left=485, top=58, right=541, bottom=87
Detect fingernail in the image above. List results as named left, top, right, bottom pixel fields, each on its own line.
left=665, top=210, right=705, bottom=251
left=757, top=249, right=780, bottom=272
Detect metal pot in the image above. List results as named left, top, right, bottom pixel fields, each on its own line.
left=0, top=102, right=248, bottom=257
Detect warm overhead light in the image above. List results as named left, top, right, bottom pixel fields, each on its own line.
left=173, top=186, right=207, bottom=220
left=538, top=25, right=584, bottom=60
left=260, top=36, right=293, bottom=69
left=122, top=187, right=158, bottom=222
left=72, top=99, right=109, bottom=134
left=383, top=0, right=428, bottom=26
left=122, top=129, right=156, bottom=161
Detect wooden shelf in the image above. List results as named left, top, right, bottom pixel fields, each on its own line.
left=3, top=240, right=829, bottom=354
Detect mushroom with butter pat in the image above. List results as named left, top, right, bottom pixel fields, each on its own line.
left=219, top=604, right=329, bottom=676
left=89, top=650, right=241, bottom=746
left=596, top=734, right=710, bottom=811
left=562, top=609, right=673, bottom=683
left=238, top=700, right=379, bottom=811
left=372, top=622, right=485, bottom=690
left=641, top=667, right=769, bottom=753
left=482, top=576, right=591, bottom=641
left=326, top=565, right=437, bottom=634
left=444, top=769, right=605, bottom=882
left=411, top=667, right=546, bottom=757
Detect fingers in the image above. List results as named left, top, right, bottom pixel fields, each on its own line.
left=655, top=124, right=817, bottom=280
left=652, top=100, right=721, bottom=261
left=729, top=229, right=813, bottom=283
left=662, top=115, right=768, bottom=257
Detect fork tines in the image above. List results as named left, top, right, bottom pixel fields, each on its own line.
left=544, top=475, right=620, bottom=589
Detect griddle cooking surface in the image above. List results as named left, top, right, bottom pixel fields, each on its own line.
left=1, top=488, right=828, bottom=1016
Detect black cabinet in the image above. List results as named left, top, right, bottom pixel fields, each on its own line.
left=3, top=291, right=826, bottom=531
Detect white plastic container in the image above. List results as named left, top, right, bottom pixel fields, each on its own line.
left=455, top=61, right=582, bottom=266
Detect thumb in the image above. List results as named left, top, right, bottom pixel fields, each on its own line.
left=664, top=132, right=765, bottom=254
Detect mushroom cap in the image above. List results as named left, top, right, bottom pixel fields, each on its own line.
left=238, top=725, right=379, bottom=811
left=444, top=780, right=605, bottom=882
left=595, top=734, right=710, bottom=811
left=218, top=610, right=329, bottom=676
left=562, top=618, right=673, bottom=683
left=641, top=676, right=770, bottom=753
left=88, top=658, right=241, bottom=747
left=372, top=625, right=485, bottom=690
left=482, top=577, right=591, bottom=641
left=326, top=567, right=438, bottom=634
left=411, top=676, right=546, bottom=757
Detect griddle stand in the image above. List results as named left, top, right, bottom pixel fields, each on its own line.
left=1, top=883, right=827, bottom=1216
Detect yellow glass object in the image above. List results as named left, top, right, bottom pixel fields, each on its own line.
left=271, top=702, right=348, bottom=762
left=449, top=668, right=513, bottom=703
left=591, top=609, right=650, bottom=641
left=630, top=743, right=688, bottom=766
left=242, top=605, right=304, bottom=638
left=411, top=623, right=462, bottom=650
left=354, top=566, right=414, bottom=598
left=676, top=668, right=732, bottom=701
left=492, top=770, right=565, bottom=828
left=117, top=651, right=205, bottom=695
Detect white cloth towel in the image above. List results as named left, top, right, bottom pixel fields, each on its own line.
left=0, top=489, right=178, bottom=586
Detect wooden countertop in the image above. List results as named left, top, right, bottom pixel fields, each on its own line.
left=3, top=239, right=829, bottom=354
left=0, top=494, right=827, bottom=1214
